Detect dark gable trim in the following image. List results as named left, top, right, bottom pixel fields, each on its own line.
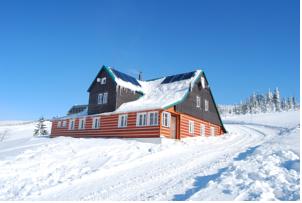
left=87, top=65, right=116, bottom=92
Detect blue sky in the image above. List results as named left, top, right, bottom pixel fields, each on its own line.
left=0, top=0, right=299, bottom=120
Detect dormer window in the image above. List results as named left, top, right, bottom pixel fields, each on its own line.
left=101, top=77, right=106, bottom=85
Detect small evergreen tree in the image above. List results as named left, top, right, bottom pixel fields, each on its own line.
left=281, top=98, right=288, bottom=111
left=33, top=117, right=48, bottom=136
left=266, top=89, right=275, bottom=112
left=273, top=87, right=281, bottom=112
left=292, top=96, right=297, bottom=109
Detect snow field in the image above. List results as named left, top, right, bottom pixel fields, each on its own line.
left=0, top=110, right=299, bottom=200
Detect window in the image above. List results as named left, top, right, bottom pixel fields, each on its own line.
left=92, top=117, right=100, bottom=129
left=98, top=93, right=103, bottom=104
left=69, top=119, right=75, bottom=130
left=148, top=111, right=159, bottom=126
left=103, top=92, right=108, bottom=104
left=211, top=127, right=215, bottom=136
left=118, top=114, right=128, bottom=128
left=101, top=77, right=106, bottom=85
left=78, top=118, right=86, bottom=130
left=200, top=124, right=205, bottom=136
left=162, top=112, right=171, bottom=128
left=136, top=112, right=147, bottom=127
left=62, top=120, right=67, bottom=127
left=205, top=99, right=209, bottom=111
left=57, top=121, right=62, bottom=128
left=189, top=120, right=194, bottom=134
left=196, top=96, right=201, bottom=108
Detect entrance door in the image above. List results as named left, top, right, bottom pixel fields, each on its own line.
left=170, top=116, right=177, bottom=139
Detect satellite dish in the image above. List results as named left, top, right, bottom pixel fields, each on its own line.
left=97, top=78, right=101, bottom=82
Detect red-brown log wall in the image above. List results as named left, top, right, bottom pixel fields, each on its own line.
left=51, top=111, right=160, bottom=138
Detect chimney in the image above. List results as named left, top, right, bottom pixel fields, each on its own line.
left=138, top=71, right=143, bottom=80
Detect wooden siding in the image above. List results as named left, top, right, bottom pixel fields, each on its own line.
left=51, top=110, right=161, bottom=138
left=175, top=72, right=225, bottom=129
left=179, top=113, right=223, bottom=138
left=88, top=68, right=117, bottom=115
left=116, top=86, right=141, bottom=109
left=88, top=68, right=141, bottom=115
left=51, top=109, right=223, bottom=139
left=159, top=108, right=223, bottom=139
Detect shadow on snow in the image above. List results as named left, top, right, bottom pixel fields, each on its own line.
left=172, top=167, right=228, bottom=201
left=233, top=145, right=260, bottom=161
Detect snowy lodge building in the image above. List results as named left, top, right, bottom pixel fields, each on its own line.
left=51, top=65, right=226, bottom=139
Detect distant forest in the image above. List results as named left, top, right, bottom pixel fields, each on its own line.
left=218, top=88, right=299, bottom=116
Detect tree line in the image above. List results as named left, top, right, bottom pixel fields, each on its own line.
left=218, top=88, right=299, bottom=116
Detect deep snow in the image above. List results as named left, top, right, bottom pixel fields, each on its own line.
left=0, top=111, right=299, bottom=201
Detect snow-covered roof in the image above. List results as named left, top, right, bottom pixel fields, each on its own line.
left=105, top=69, right=203, bottom=114
left=60, top=67, right=203, bottom=119
left=106, top=67, right=144, bottom=93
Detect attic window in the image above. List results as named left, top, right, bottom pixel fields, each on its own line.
left=103, top=92, right=108, bottom=104
left=196, top=96, right=201, bottom=108
left=205, top=99, right=209, bottom=111
left=98, top=93, right=103, bottom=104
left=101, top=77, right=106, bottom=85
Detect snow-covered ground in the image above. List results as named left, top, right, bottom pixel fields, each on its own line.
left=0, top=111, right=299, bottom=201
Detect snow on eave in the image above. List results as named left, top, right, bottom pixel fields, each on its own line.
left=105, top=69, right=203, bottom=114
left=106, top=66, right=144, bottom=93
left=162, top=69, right=203, bottom=109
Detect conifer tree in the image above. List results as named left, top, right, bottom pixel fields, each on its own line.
left=33, top=117, right=48, bottom=136
left=273, top=87, right=281, bottom=112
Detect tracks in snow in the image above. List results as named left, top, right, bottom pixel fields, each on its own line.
left=29, top=123, right=274, bottom=201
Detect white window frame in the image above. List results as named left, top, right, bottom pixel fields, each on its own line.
left=98, top=93, right=103, bottom=104
left=101, top=77, right=106, bottom=85
left=118, top=114, right=128, bottom=128
left=136, top=112, right=147, bottom=127
left=148, top=111, right=159, bottom=126
left=162, top=112, right=171, bottom=128
left=189, top=120, right=194, bottom=134
left=103, top=92, right=108, bottom=104
left=78, top=118, right=86, bottom=130
left=92, top=117, right=100, bottom=129
left=69, top=119, right=75, bottom=130
left=57, top=121, right=62, bottom=128
left=196, top=96, right=201, bottom=108
left=62, top=120, right=67, bottom=127
left=205, top=99, right=209, bottom=112
left=211, top=126, right=215, bottom=136
left=200, top=124, right=205, bottom=136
